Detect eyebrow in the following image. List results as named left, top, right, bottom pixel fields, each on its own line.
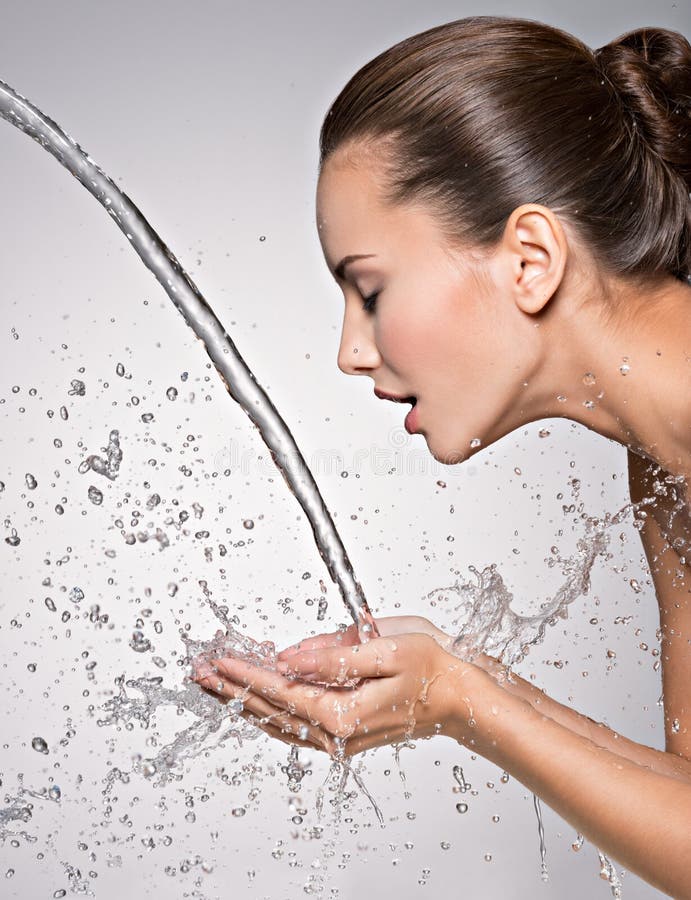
left=334, top=253, right=377, bottom=280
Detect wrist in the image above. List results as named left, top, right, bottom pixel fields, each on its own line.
left=439, top=657, right=502, bottom=744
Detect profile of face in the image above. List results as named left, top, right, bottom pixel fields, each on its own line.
left=316, top=149, right=552, bottom=464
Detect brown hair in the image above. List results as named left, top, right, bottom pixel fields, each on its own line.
left=319, top=17, right=691, bottom=283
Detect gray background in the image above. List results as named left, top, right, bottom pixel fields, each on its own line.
left=0, top=0, right=687, bottom=898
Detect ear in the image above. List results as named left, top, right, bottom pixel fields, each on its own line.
left=501, top=205, right=567, bottom=315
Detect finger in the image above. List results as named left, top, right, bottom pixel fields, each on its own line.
left=259, top=720, right=332, bottom=754
left=277, top=625, right=359, bottom=660
left=276, top=636, right=404, bottom=682
left=211, top=656, right=326, bottom=719
left=196, top=671, right=323, bottom=744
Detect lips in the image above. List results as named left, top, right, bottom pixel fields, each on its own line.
left=374, top=388, right=417, bottom=406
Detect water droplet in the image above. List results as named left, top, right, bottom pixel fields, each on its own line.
left=242, top=519, right=254, bottom=530
left=538, top=428, right=550, bottom=438
left=232, top=807, right=246, bottom=818
left=48, top=785, right=61, bottom=801
left=5, top=530, right=20, bottom=547
left=31, top=736, right=49, bottom=754
left=469, top=438, right=481, bottom=449
left=68, top=379, right=86, bottom=396
left=69, top=587, right=84, bottom=603
left=59, top=406, right=68, bottom=420
left=87, top=485, right=103, bottom=506
left=116, top=363, right=125, bottom=377
left=166, top=387, right=178, bottom=401
left=440, top=841, right=451, bottom=850
left=129, top=630, right=151, bottom=653
left=619, top=359, right=630, bottom=376
left=45, top=597, right=56, bottom=612
left=582, top=372, right=596, bottom=385
left=556, top=394, right=567, bottom=403
left=456, top=803, right=468, bottom=814
left=25, top=473, right=38, bottom=490
left=27, top=662, right=37, bottom=672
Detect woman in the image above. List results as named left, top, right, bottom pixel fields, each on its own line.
left=194, top=18, right=691, bottom=897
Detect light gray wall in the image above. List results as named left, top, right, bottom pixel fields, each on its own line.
left=1, top=1, right=687, bottom=897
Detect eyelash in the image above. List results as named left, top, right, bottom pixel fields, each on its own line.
left=362, top=292, right=379, bottom=313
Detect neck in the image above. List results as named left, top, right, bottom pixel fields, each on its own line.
left=527, top=274, right=691, bottom=477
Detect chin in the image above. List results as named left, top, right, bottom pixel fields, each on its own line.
left=426, top=438, right=467, bottom=467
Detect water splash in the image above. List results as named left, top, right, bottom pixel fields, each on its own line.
left=432, top=512, right=617, bottom=667
left=0, top=78, right=375, bottom=637
left=0, top=779, right=62, bottom=844
left=98, top=621, right=276, bottom=787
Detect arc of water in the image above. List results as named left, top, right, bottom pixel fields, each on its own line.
left=0, top=79, right=377, bottom=639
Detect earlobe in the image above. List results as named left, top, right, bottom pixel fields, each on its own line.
left=505, top=205, right=567, bottom=315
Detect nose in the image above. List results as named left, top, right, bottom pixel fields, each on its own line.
left=336, top=305, right=381, bottom=376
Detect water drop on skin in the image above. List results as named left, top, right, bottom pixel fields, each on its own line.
left=469, top=438, right=481, bottom=449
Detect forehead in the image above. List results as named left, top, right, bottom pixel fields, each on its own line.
left=316, top=156, right=384, bottom=248
left=316, top=153, right=445, bottom=270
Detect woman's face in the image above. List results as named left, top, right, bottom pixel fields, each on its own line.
left=316, top=151, right=540, bottom=464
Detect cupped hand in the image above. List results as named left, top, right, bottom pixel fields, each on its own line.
left=192, top=619, right=488, bottom=756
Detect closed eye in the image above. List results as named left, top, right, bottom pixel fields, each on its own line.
left=362, top=292, right=379, bottom=313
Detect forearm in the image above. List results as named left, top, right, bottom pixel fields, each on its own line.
left=449, top=670, right=691, bottom=899
left=473, top=653, right=691, bottom=781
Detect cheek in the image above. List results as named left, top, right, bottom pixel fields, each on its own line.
left=379, top=288, right=483, bottom=378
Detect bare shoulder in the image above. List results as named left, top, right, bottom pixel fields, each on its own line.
left=627, top=450, right=690, bottom=760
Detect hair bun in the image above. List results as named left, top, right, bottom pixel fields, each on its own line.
left=595, top=29, right=691, bottom=189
